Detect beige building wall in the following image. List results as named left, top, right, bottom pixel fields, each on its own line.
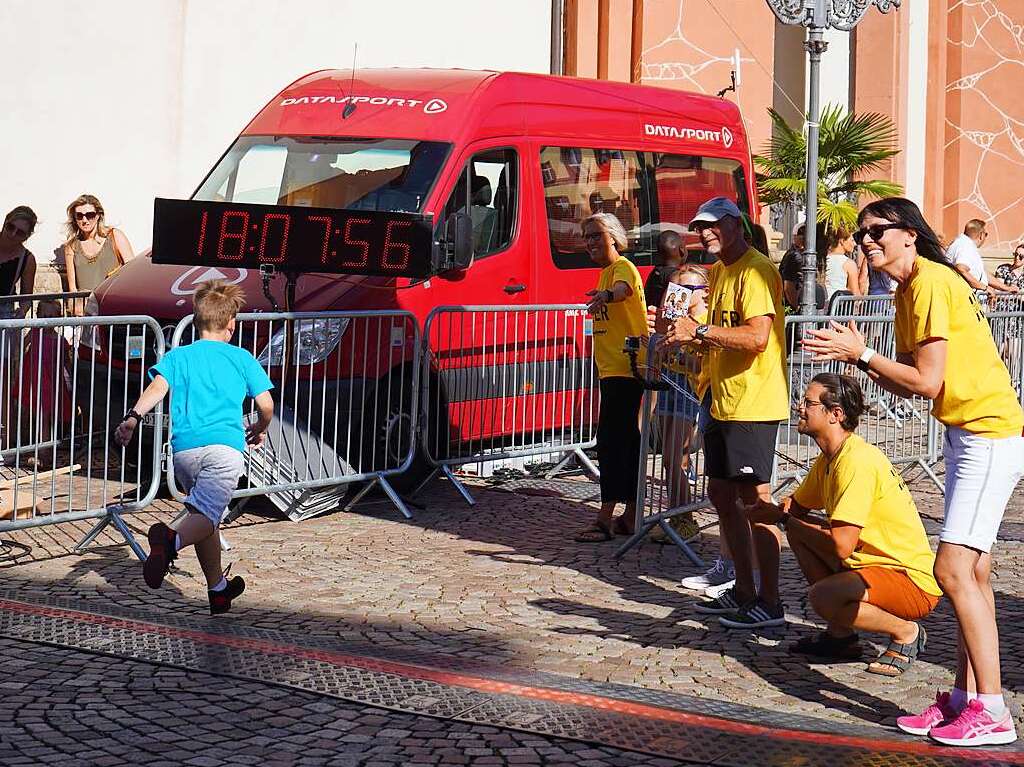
left=1, top=0, right=552, bottom=274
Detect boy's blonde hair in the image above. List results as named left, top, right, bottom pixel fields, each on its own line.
left=193, top=280, right=246, bottom=332
left=668, top=264, right=709, bottom=285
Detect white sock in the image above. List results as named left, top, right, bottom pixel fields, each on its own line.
left=210, top=576, right=228, bottom=592
left=950, top=687, right=977, bottom=711
left=174, top=534, right=183, bottom=552
left=978, top=693, right=1007, bottom=717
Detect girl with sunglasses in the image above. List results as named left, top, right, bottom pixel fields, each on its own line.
left=0, top=206, right=38, bottom=319
left=61, top=194, right=134, bottom=304
left=804, top=197, right=1024, bottom=747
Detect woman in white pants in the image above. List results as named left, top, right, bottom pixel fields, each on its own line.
left=804, top=197, right=1024, bottom=748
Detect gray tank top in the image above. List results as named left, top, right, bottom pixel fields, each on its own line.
left=72, top=236, right=120, bottom=291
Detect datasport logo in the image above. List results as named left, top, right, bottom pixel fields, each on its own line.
left=644, top=123, right=734, bottom=148
left=280, top=94, right=449, bottom=115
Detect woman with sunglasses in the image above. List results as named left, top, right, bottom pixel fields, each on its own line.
left=804, top=197, right=1024, bottom=747
left=0, top=206, right=38, bottom=319
left=61, top=194, right=133, bottom=304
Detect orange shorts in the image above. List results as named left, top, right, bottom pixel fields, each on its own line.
left=856, top=567, right=940, bottom=621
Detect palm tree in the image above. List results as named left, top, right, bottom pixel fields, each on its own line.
left=755, top=104, right=903, bottom=232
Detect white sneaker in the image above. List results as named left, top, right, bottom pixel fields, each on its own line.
left=704, top=570, right=760, bottom=599
left=681, top=558, right=735, bottom=592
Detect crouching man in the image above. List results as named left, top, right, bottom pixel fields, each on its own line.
left=739, top=373, right=942, bottom=676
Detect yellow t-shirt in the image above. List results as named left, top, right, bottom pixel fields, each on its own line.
left=705, top=248, right=789, bottom=421
left=591, top=257, right=648, bottom=379
left=793, top=434, right=941, bottom=597
left=895, top=257, right=1023, bottom=438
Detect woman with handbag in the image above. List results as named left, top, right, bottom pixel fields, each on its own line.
left=61, top=194, right=133, bottom=307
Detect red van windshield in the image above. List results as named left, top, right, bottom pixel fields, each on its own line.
left=194, top=136, right=450, bottom=213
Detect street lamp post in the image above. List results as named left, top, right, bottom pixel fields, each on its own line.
left=765, top=0, right=901, bottom=315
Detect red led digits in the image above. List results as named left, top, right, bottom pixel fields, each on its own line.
left=216, top=210, right=250, bottom=261
left=257, top=213, right=291, bottom=264
left=341, top=217, right=372, bottom=268
left=307, top=215, right=332, bottom=265
left=197, top=210, right=209, bottom=258
left=382, top=220, right=412, bottom=271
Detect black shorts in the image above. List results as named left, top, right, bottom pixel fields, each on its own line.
left=704, top=417, right=779, bottom=484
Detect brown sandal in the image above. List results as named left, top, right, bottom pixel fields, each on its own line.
left=575, top=522, right=613, bottom=543
left=612, top=516, right=634, bottom=536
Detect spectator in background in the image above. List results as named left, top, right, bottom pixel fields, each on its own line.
left=946, top=219, right=1017, bottom=297
left=62, top=194, right=134, bottom=306
left=645, top=230, right=684, bottom=308
left=779, top=223, right=825, bottom=311
left=994, top=242, right=1024, bottom=292
left=576, top=212, right=648, bottom=542
left=818, top=225, right=862, bottom=302
left=0, top=206, right=38, bottom=318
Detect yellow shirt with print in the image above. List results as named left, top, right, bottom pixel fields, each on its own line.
left=705, top=248, right=789, bottom=421
left=591, top=257, right=648, bottom=379
left=895, top=257, right=1023, bottom=438
left=793, top=434, right=941, bottom=597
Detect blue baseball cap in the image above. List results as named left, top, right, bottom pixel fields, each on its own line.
left=689, top=197, right=743, bottom=230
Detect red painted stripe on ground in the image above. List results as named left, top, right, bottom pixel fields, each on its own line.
left=1, top=597, right=1020, bottom=763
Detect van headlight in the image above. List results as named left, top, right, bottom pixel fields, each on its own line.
left=257, top=317, right=349, bottom=366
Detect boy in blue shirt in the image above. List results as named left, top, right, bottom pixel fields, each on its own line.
left=115, top=280, right=274, bottom=614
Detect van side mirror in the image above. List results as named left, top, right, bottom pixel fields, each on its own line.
left=436, top=212, right=473, bottom=274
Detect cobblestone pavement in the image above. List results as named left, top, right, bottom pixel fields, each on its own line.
left=3, top=466, right=1024, bottom=761
left=0, top=637, right=674, bottom=767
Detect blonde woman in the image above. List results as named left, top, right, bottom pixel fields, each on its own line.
left=62, top=194, right=134, bottom=302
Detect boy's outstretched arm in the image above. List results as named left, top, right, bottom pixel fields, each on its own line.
left=114, top=375, right=170, bottom=446
left=245, top=391, right=275, bottom=446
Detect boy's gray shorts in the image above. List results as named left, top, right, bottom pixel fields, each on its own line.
left=172, top=445, right=245, bottom=528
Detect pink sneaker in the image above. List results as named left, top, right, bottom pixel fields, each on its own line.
left=896, top=691, right=958, bottom=736
left=929, top=699, right=1018, bottom=747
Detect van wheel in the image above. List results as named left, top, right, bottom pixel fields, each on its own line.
left=362, top=369, right=435, bottom=494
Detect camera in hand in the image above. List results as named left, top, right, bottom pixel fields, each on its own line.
left=623, top=336, right=642, bottom=354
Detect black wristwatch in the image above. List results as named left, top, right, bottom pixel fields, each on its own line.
left=694, top=324, right=710, bottom=341
left=603, top=289, right=615, bottom=304
left=123, top=409, right=142, bottom=424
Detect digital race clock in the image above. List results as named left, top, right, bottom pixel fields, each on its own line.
left=151, top=198, right=435, bottom=278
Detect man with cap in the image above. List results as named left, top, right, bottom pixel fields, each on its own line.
left=659, top=197, right=790, bottom=628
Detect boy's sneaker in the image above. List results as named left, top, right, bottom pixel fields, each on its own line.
left=681, top=558, right=735, bottom=592
left=719, top=598, right=786, bottom=629
left=705, top=569, right=760, bottom=599
left=928, top=699, right=1017, bottom=747
left=896, top=691, right=959, bottom=736
left=693, top=586, right=747, bottom=615
left=209, top=576, right=246, bottom=615
left=143, top=522, right=178, bottom=589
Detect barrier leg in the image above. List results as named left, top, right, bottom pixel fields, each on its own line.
left=656, top=519, right=704, bottom=568
left=573, top=447, right=600, bottom=482
left=543, top=450, right=578, bottom=479
left=442, top=465, right=476, bottom=506
left=107, top=509, right=147, bottom=562
left=613, top=519, right=657, bottom=560
left=342, top=477, right=379, bottom=512
left=73, top=516, right=111, bottom=553
left=410, top=466, right=440, bottom=498
left=915, top=458, right=944, bottom=493
left=377, top=476, right=413, bottom=520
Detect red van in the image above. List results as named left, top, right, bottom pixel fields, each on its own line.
left=88, top=68, right=759, bottom=479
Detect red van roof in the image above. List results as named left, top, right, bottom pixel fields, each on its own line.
left=243, top=68, right=751, bottom=162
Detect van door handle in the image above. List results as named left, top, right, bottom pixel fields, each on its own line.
left=503, top=283, right=526, bottom=295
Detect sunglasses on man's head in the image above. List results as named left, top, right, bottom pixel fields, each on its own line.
left=4, top=222, right=31, bottom=238
left=853, top=222, right=904, bottom=246
left=74, top=211, right=98, bottom=222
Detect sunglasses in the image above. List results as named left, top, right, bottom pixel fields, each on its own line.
left=74, top=211, right=99, bottom=222
left=679, top=284, right=708, bottom=292
left=853, top=223, right=904, bottom=246
left=3, top=222, right=31, bottom=239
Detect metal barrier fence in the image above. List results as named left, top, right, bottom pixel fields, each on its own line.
left=776, top=313, right=941, bottom=492
left=0, top=314, right=165, bottom=558
left=419, top=305, right=600, bottom=506
left=167, top=310, right=421, bottom=520
left=614, top=338, right=710, bottom=566
left=825, top=292, right=895, bottom=317
left=0, top=291, right=91, bottom=320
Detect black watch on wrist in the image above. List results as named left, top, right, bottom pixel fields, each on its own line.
left=123, top=409, right=142, bottom=424
left=603, top=289, right=614, bottom=304
left=694, top=324, right=710, bottom=341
